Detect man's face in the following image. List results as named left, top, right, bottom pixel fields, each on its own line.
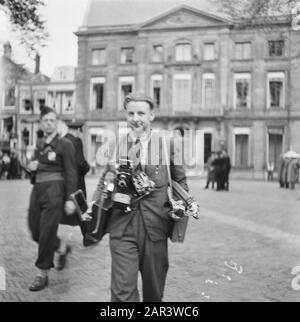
left=125, top=101, right=154, bottom=136
left=40, top=112, right=58, bottom=135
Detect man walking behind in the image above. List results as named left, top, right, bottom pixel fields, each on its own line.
left=59, top=121, right=94, bottom=247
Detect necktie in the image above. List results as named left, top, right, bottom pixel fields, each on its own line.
left=129, top=138, right=142, bottom=171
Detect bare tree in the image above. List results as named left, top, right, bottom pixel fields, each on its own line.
left=0, top=0, right=48, bottom=56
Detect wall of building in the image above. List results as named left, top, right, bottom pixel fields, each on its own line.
left=75, top=9, right=300, bottom=175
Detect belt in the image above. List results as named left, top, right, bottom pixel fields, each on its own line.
left=35, top=171, right=64, bottom=183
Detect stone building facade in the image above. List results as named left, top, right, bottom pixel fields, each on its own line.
left=75, top=0, right=300, bottom=177
left=17, top=65, right=77, bottom=156
left=0, top=42, right=31, bottom=152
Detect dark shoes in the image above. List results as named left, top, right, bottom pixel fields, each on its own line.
left=29, top=276, right=48, bottom=292
left=56, top=245, right=72, bottom=271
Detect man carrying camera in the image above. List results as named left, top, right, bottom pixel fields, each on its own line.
left=27, top=107, right=77, bottom=291
left=91, top=93, right=189, bottom=302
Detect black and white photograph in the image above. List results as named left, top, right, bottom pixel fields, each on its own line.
left=1, top=0, right=300, bottom=305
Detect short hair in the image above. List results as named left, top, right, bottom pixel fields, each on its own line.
left=40, top=106, right=57, bottom=119
left=123, top=92, right=155, bottom=110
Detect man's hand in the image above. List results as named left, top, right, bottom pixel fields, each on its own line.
left=81, top=201, right=94, bottom=221
left=27, top=160, right=39, bottom=172
left=64, top=200, right=76, bottom=215
left=81, top=212, right=92, bottom=221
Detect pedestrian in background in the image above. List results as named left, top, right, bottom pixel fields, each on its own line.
left=58, top=120, right=95, bottom=247
left=281, top=158, right=289, bottom=188
left=0, top=152, right=10, bottom=180
left=204, top=152, right=215, bottom=189
left=267, top=161, right=274, bottom=181
left=287, top=158, right=299, bottom=189
left=212, top=151, right=223, bottom=191
left=9, top=151, right=21, bottom=179
left=222, top=149, right=231, bottom=191
left=278, top=156, right=285, bottom=188
left=27, top=106, right=77, bottom=291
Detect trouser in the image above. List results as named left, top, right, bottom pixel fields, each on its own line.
left=224, top=173, right=229, bottom=190
left=109, top=209, right=169, bottom=302
left=205, top=177, right=215, bottom=189
left=216, top=176, right=222, bottom=190
left=28, top=181, right=64, bottom=270
left=267, top=171, right=273, bottom=181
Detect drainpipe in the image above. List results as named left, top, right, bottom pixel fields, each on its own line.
left=287, top=27, right=292, bottom=151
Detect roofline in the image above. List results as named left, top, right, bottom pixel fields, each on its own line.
left=136, top=4, right=232, bottom=29
left=75, top=23, right=234, bottom=37
left=75, top=3, right=233, bottom=35
left=75, top=9, right=293, bottom=37
left=75, top=25, right=138, bottom=36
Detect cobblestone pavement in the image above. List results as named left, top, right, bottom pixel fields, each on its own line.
left=0, top=178, right=300, bottom=302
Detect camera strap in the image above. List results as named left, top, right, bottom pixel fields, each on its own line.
left=162, top=136, right=173, bottom=200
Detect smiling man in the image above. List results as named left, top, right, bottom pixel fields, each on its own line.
left=91, top=93, right=188, bottom=302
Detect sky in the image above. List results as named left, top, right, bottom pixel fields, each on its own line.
left=0, top=0, right=218, bottom=77
left=0, top=0, right=90, bottom=77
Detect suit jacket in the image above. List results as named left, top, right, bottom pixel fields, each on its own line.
left=93, top=130, right=188, bottom=242
left=64, top=133, right=90, bottom=196
left=61, top=133, right=90, bottom=226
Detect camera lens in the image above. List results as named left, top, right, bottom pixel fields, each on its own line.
left=118, top=179, right=127, bottom=188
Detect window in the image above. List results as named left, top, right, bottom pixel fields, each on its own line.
left=204, top=43, right=215, bottom=60
left=150, top=75, right=162, bottom=108
left=233, top=128, right=250, bottom=168
left=202, top=73, right=215, bottom=109
left=22, top=127, right=30, bottom=146
left=119, top=76, right=135, bottom=110
left=267, top=72, right=285, bottom=108
left=34, top=91, right=47, bottom=114
left=268, top=40, right=284, bottom=57
left=153, top=45, right=163, bottom=62
left=90, top=77, right=105, bottom=110
left=23, top=99, right=32, bottom=111
left=268, top=128, right=283, bottom=169
left=60, top=70, right=67, bottom=80
left=62, top=92, right=74, bottom=114
left=173, top=74, right=192, bottom=112
left=234, top=73, right=251, bottom=109
left=121, top=47, right=134, bottom=64
left=37, top=99, right=45, bottom=111
left=4, top=86, right=15, bottom=106
left=175, top=43, right=191, bottom=61
left=20, top=90, right=32, bottom=113
left=235, top=134, right=249, bottom=168
left=92, top=49, right=106, bottom=65
left=47, top=92, right=56, bottom=110
left=235, top=42, right=251, bottom=60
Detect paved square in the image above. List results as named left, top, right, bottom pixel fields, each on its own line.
left=0, top=178, right=300, bottom=302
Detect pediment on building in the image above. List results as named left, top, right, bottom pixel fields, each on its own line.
left=138, top=5, right=231, bottom=30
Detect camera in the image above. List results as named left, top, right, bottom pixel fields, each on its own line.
left=112, top=158, right=133, bottom=212
left=168, top=198, right=186, bottom=220
left=132, top=170, right=155, bottom=196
